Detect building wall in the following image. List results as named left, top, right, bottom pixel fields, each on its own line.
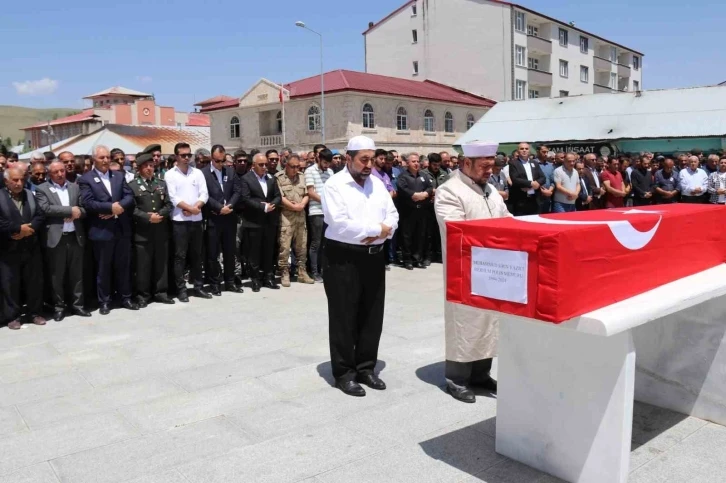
left=136, top=100, right=156, bottom=125
left=159, top=107, right=176, bottom=126
left=115, top=104, right=132, bottom=125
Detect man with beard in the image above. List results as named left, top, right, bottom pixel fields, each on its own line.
left=434, top=140, right=511, bottom=403
left=322, top=135, right=398, bottom=397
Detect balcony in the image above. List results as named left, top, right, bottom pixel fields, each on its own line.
left=260, top=134, right=282, bottom=147
left=594, top=56, right=612, bottom=72
left=594, top=83, right=622, bottom=94
left=527, top=34, right=552, bottom=55
left=617, top=63, right=631, bottom=78
left=528, top=68, right=553, bottom=87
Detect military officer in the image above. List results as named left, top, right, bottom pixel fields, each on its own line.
left=140, top=144, right=164, bottom=179
left=275, top=154, right=315, bottom=287
left=129, top=153, right=175, bottom=306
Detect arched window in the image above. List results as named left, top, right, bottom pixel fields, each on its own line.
left=396, top=107, right=408, bottom=131
left=362, top=103, right=375, bottom=129
left=230, top=116, right=240, bottom=139
left=307, top=105, right=321, bottom=131
left=466, top=113, right=475, bottom=130
left=424, top=109, right=435, bottom=132
left=444, top=111, right=454, bottom=133
left=276, top=111, right=283, bottom=134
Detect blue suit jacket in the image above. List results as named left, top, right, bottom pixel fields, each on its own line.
left=78, top=169, right=135, bottom=241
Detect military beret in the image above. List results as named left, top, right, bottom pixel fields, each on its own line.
left=137, top=153, right=154, bottom=166
left=142, top=144, right=162, bottom=155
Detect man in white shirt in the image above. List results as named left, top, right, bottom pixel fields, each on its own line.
left=678, top=155, right=709, bottom=204
left=164, top=142, right=212, bottom=302
left=321, top=135, right=399, bottom=397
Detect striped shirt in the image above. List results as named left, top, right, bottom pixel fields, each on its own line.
left=305, top=163, right=334, bottom=216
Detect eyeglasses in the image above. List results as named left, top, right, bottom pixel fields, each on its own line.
left=268, top=158, right=280, bottom=162
left=179, top=153, right=193, bottom=159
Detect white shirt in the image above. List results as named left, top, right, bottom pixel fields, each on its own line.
left=93, top=168, right=112, bottom=195
left=255, top=172, right=268, bottom=197
left=124, top=171, right=135, bottom=184
left=678, top=167, right=709, bottom=196
left=164, top=165, right=209, bottom=222
left=51, top=180, right=75, bottom=233
left=322, top=170, right=399, bottom=246
left=520, top=159, right=535, bottom=195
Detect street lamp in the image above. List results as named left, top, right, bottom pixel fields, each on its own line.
left=295, top=20, right=325, bottom=144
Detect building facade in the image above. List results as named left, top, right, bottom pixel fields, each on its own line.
left=364, top=0, right=643, bottom=101
left=202, top=70, right=493, bottom=153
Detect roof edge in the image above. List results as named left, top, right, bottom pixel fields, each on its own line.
left=423, top=80, right=497, bottom=106
left=362, top=0, right=415, bottom=35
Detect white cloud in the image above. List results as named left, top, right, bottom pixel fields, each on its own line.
left=12, top=78, right=59, bottom=96
left=136, top=76, right=153, bottom=83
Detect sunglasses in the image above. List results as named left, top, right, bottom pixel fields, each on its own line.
left=268, top=158, right=280, bottom=162
left=179, top=153, right=193, bottom=159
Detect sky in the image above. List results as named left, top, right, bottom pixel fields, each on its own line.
left=2, top=0, right=724, bottom=111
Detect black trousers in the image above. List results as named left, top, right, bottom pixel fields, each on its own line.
left=512, top=196, right=539, bottom=216
left=323, top=240, right=386, bottom=382
left=134, top=231, right=169, bottom=301
left=682, top=195, right=706, bottom=204
left=425, top=207, right=441, bottom=262
left=244, top=223, right=277, bottom=281
left=307, top=215, right=326, bottom=275
left=445, top=359, right=493, bottom=389
left=83, top=238, right=97, bottom=308
left=633, top=197, right=653, bottom=206
left=206, top=217, right=237, bottom=286
left=172, top=221, right=204, bottom=293
left=92, top=237, right=132, bottom=304
left=46, top=234, right=84, bottom=311
left=400, top=207, right=428, bottom=264
left=0, top=244, right=44, bottom=323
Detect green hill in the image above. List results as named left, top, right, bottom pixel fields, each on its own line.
left=0, top=105, right=81, bottom=148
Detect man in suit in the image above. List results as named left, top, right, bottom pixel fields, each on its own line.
left=240, top=153, right=281, bottom=292
left=582, top=153, right=605, bottom=209
left=202, top=145, right=243, bottom=295
left=35, top=160, right=91, bottom=321
left=0, top=166, right=46, bottom=329
left=575, top=161, right=593, bottom=211
left=129, top=153, right=175, bottom=307
left=508, top=143, right=546, bottom=216
left=78, top=145, right=139, bottom=315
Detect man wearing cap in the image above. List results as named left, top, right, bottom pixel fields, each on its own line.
left=129, top=153, right=175, bottom=306
left=321, top=135, right=398, bottom=397
left=435, top=140, right=511, bottom=403
left=141, top=144, right=163, bottom=178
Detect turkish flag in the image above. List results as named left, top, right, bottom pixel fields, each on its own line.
left=446, top=204, right=726, bottom=323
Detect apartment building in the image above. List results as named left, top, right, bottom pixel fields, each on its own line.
left=364, top=0, right=643, bottom=101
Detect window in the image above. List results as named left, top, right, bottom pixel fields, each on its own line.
left=633, top=55, right=640, bottom=71
left=444, top=111, right=454, bottom=133
left=610, top=73, right=618, bottom=89
left=424, top=109, right=435, bottom=132
left=411, top=3, right=417, bottom=16
left=362, top=103, right=375, bottom=129
left=515, top=80, right=526, bottom=100
left=412, top=29, right=418, bottom=43
left=466, top=114, right=475, bottom=130
left=307, top=105, right=321, bottom=131
left=515, top=11, right=525, bottom=32
left=559, top=90, right=569, bottom=97
left=580, top=36, right=589, bottom=54
left=527, top=25, right=538, bottom=36
left=559, top=60, right=569, bottom=78
left=633, top=80, right=640, bottom=91
left=396, top=107, right=408, bottom=131
left=276, top=111, right=283, bottom=133
left=609, top=46, right=617, bottom=62
left=580, top=65, right=589, bottom=83
left=528, top=89, right=539, bottom=99
left=528, top=57, right=539, bottom=70
left=558, top=28, right=568, bottom=47
left=515, top=45, right=526, bottom=67
left=229, top=116, right=240, bottom=139
left=412, top=61, right=419, bottom=75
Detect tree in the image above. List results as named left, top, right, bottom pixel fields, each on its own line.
left=3, top=137, right=11, bottom=148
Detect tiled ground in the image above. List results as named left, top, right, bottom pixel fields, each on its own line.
left=0, top=265, right=724, bottom=483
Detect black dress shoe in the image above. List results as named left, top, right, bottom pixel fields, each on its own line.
left=178, top=292, right=190, bottom=303
left=53, top=311, right=65, bottom=322
left=405, top=264, right=414, bottom=271
left=71, top=308, right=92, bottom=317
left=99, top=304, right=111, bottom=315
left=471, top=376, right=498, bottom=394
left=193, top=289, right=213, bottom=299
left=423, top=259, right=432, bottom=267
left=336, top=379, right=366, bottom=397
left=210, top=285, right=222, bottom=296
left=136, top=298, right=148, bottom=308
left=251, top=280, right=261, bottom=293
left=262, top=279, right=280, bottom=290
left=225, top=284, right=244, bottom=293
left=122, top=300, right=140, bottom=311
left=153, top=295, right=176, bottom=305
left=414, top=261, right=426, bottom=269
left=447, top=385, right=476, bottom=403
left=356, top=373, right=386, bottom=390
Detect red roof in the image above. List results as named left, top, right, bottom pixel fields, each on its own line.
left=284, top=70, right=495, bottom=107
left=21, top=109, right=100, bottom=130
left=186, top=112, right=211, bottom=127
left=200, top=98, right=240, bottom=113
left=194, top=95, right=235, bottom=107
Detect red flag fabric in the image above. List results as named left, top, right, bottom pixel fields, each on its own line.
left=445, top=204, right=726, bottom=323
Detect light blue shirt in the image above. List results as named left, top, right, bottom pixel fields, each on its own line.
left=678, top=167, right=708, bottom=196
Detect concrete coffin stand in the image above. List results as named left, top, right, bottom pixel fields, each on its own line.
left=493, top=264, right=726, bottom=483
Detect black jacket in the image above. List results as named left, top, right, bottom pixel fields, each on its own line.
left=397, top=169, right=434, bottom=211
left=508, top=159, right=546, bottom=203
left=77, top=169, right=135, bottom=241
left=630, top=168, right=654, bottom=200
left=0, top=188, right=44, bottom=252
left=202, top=166, right=241, bottom=226
left=239, top=170, right=281, bottom=228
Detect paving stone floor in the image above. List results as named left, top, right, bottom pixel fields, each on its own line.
left=0, top=264, right=724, bottom=483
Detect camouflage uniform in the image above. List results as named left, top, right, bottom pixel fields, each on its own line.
left=275, top=170, right=314, bottom=286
